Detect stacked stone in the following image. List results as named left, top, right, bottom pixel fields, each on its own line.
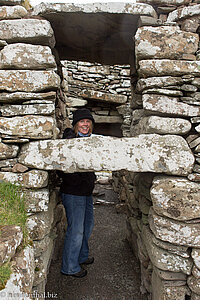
left=125, top=6, right=200, bottom=299
left=61, top=60, right=131, bottom=136
left=0, top=0, right=63, bottom=296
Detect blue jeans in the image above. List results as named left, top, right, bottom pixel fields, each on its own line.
left=61, top=193, right=94, bottom=274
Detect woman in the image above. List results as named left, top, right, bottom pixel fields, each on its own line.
left=59, top=108, right=96, bottom=278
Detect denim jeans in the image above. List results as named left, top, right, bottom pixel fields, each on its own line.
left=61, top=193, right=94, bottom=274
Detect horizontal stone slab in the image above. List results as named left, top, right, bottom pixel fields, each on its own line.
left=168, top=4, right=200, bottom=23
left=0, top=142, right=18, bottom=160
left=93, top=114, right=123, bottom=124
left=139, top=60, right=200, bottom=77
left=135, top=26, right=198, bottom=61
left=79, top=89, right=127, bottom=104
left=0, top=70, right=60, bottom=92
left=0, top=43, right=56, bottom=69
left=0, top=104, right=55, bottom=116
left=18, top=134, right=194, bottom=175
left=0, top=170, right=48, bottom=188
left=0, top=19, right=55, bottom=46
left=0, top=91, right=56, bottom=103
left=0, top=0, right=22, bottom=5
left=143, top=94, right=200, bottom=117
left=149, top=208, right=200, bottom=248
left=142, top=226, right=192, bottom=275
left=0, top=116, right=57, bottom=139
left=151, top=176, right=200, bottom=221
left=0, top=5, right=27, bottom=20
left=131, top=116, right=191, bottom=136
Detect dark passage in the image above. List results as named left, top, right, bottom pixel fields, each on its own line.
left=45, top=184, right=141, bottom=300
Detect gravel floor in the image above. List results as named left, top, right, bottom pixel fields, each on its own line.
left=45, top=187, right=141, bottom=300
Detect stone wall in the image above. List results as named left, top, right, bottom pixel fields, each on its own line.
left=0, top=1, right=65, bottom=298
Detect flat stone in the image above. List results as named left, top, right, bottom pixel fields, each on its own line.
left=0, top=158, right=17, bottom=168
left=33, top=235, right=52, bottom=257
left=152, top=269, right=188, bottom=300
left=79, top=89, right=127, bottom=104
left=93, top=114, right=123, bottom=123
left=0, top=104, right=55, bottom=116
left=188, top=173, right=200, bottom=182
left=0, top=142, right=18, bottom=160
left=193, top=265, right=200, bottom=279
left=136, top=76, right=191, bottom=92
left=0, top=116, right=57, bottom=139
left=188, top=275, right=200, bottom=295
left=151, top=176, right=200, bottom=221
left=0, top=19, right=55, bottom=46
left=0, top=0, right=21, bottom=5
left=18, top=134, right=194, bottom=176
left=168, top=4, right=200, bottom=23
left=143, top=94, right=200, bottom=117
left=192, top=249, right=200, bottom=270
left=142, top=226, right=192, bottom=274
left=149, top=207, right=200, bottom=248
left=0, top=225, right=23, bottom=265
left=0, top=91, right=56, bottom=103
left=0, top=43, right=56, bottom=69
left=12, top=163, right=28, bottom=173
left=0, top=5, right=27, bottom=20
left=23, top=188, right=49, bottom=213
left=135, top=26, right=198, bottom=61
left=139, top=60, right=200, bottom=77
left=131, top=116, right=191, bottom=136
left=154, top=267, right=187, bottom=281
left=143, top=88, right=183, bottom=97
left=0, top=70, right=60, bottom=92
left=0, top=246, right=34, bottom=297
left=0, top=170, right=48, bottom=188
left=68, top=97, right=87, bottom=107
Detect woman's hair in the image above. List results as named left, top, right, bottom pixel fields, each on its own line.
left=74, top=119, right=93, bottom=136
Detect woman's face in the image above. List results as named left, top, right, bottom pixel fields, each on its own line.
left=77, top=119, right=91, bottom=135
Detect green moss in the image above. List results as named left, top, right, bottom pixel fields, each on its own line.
left=0, top=262, right=12, bottom=290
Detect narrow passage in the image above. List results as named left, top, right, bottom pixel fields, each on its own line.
left=45, top=184, right=141, bottom=300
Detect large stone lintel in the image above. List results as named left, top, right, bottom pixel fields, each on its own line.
left=18, top=135, right=194, bottom=176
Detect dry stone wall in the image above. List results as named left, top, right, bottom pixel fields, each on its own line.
left=0, top=1, right=64, bottom=298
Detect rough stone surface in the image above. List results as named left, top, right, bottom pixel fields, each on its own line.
left=0, top=91, right=56, bottom=103
left=188, top=276, right=200, bottom=295
left=18, top=135, right=194, bottom=175
left=0, top=142, right=18, bottom=160
left=192, top=249, right=200, bottom=270
left=142, top=226, right=192, bottom=275
left=0, top=0, right=21, bottom=5
left=0, top=170, right=48, bottom=188
left=143, top=94, right=200, bottom=117
left=0, top=104, right=55, bottom=116
left=80, top=89, right=127, bottom=104
left=167, top=4, right=200, bottom=23
left=138, top=60, right=200, bottom=77
left=0, top=19, right=55, bottom=46
left=0, top=225, right=23, bottom=265
left=149, top=208, right=200, bottom=248
left=0, top=5, right=27, bottom=20
left=131, top=116, right=191, bottom=136
left=23, top=188, right=49, bottom=213
left=0, top=43, right=56, bottom=69
left=135, top=26, right=198, bottom=61
left=0, top=246, right=35, bottom=298
left=0, top=116, right=57, bottom=139
left=0, top=70, right=60, bottom=92
left=150, top=176, right=200, bottom=221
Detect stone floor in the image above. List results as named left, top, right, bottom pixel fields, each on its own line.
left=45, top=185, right=141, bottom=300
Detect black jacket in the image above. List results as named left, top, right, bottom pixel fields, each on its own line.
left=59, top=128, right=96, bottom=196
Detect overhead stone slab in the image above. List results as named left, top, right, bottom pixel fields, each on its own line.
left=143, top=94, right=200, bottom=117
left=167, top=4, right=200, bottom=23
left=0, top=5, right=27, bottom=20
left=79, top=89, right=127, bottom=104
left=149, top=208, right=200, bottom=248
left=0, top=115, right=56, bottom=139
left=0, top=0, right=22, bottom=5
left=0, top=142, right=18, bottom=160
left=0, top=19, right=55, bottom=46
left=0, top=103, right=55, bottom=116
left=151, top=176, right=200, bottom=221
left=93, top=114, right=123, bottom=124
left=33, top=2, right=157, bottom=18
left=18, top=134, right=194, bottom=176
left=0, top=44, right=56, bottom=69
left=131, top=116, right=191, bottom=136
left=138, top=60, right=200, bottom=77
left=0, top=70, right=60, bottom=92
left=0, top=170, right=48, bottom=188
left=0, top=91, right=56, bottom=103
left=135, top=26, right=198, bottom=61
left=141, top=0, right=190, bottom=6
